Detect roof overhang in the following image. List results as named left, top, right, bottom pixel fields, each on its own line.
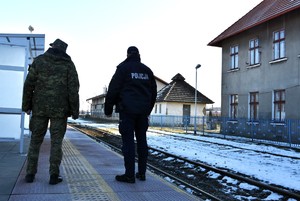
left=0, top=33, right=45, bottom=63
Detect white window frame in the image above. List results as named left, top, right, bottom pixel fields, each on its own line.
left=230, top=45, right=239, bottom=69
left=249, top=92, right=259, bottom=121
left=272, top=90, right=285, bottom=122
left=249, top=38, right=260, bottom=65
left=272, top=29, right=285, bottom=60
left=229, top=94, right=238, bottom=119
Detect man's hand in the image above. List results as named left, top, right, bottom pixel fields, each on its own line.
left=72, top=115, right=78, bottom=120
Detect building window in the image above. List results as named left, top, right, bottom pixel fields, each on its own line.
left=249, top=92, right=259, bottom=120
left=159, top=104, right=162, bottom=114
left=155, top=104, right=157, bottom=113
left=273, top=90, right=285, bottom=121
left=230, top=94, right=238, bottom=119
left=273, top=30, right=285, bottom=60
left=249, top=38, right=260, bottom=65
left=230, top=45, right=239, bottom=69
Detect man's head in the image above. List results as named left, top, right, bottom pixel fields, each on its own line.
left=50, top=39, right=68, bottom=52
left=127, top=46, right=139, bottom=57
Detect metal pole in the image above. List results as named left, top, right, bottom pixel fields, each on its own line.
left=194, top=64, right=201, bottom=135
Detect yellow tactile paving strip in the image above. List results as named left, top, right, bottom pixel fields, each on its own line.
left=62, top=139, right=120, bottom=201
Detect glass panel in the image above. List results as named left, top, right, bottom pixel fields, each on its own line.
left=255, top=39, right=259, bottom=47
left=275, top=91, right=279, bottom=101
left=0, top=115, right=21, bottom=139
left=255, top=49, right=260, bottom=64
left=280, top=41, right=285, bottom=58
left=274, top=32, right=279, bottom=40
left=281, top=105, right=285, bottom=120
left=0, top=45, right=25, bottom=67
left=250, top=105, right=254, bottom=119
left=235, top=46, right=238, bottom=52
left=231, top=56, right=235, bottom=69
left=250, top=50, right=254, bottom=64
left=0, top=71, right=24, bottom=108
left=250, top=40, right=254, bottom=48
left=231, top=47, right=234, bottom=54
left=280, top=30, right=285, bottom=39
left=274, top=43, right=279, bottom=59
left=275, top=104, right=280, bottom=119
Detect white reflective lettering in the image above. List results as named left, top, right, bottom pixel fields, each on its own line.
left=131, top=72, right=149, bottom=80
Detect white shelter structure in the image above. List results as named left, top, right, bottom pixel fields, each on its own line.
left=0, top=33, right=45, bottom=153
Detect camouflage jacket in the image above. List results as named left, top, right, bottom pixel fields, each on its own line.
left=22, top=48, right=80, bottom=118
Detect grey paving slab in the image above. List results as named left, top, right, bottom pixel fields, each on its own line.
left=0, top=138, right=29, bottom=201
left=65, top=127, right=199, bottom=201
left=0, top=195, right=9, bottom=201
left=9, top=194, right=72, bottom=201
left=116, top=191, right=198, bottom=201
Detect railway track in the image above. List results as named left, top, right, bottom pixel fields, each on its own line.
left=68, top=123, right=300, bottom=201
left=148, top=129, right=300, bottom=160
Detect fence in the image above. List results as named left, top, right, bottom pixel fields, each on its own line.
left=81, top=110, right=119, bottom=121
left=149, top=115, right=300, bottom=147
left=80, top=111, right=300, bottom=147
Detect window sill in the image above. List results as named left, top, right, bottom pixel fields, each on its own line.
left=246, top=63, right=261, bottom=69
left=227, top=68, right=240, bottom=73
left=269, top=57, right=287, bottom=64
left=226, top=120, right=238, bottom=124
left=246, top=121, right=259, bottom=125
left=270, top=122, right=286, bottom=126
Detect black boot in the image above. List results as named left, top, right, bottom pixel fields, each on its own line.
left=25, top=174, right=35, bottom=183
left=49, top=174, right=63, bottom=185
left=115, top=174, right=135, bottom=183
left=136, top=172, right=146, bottom=181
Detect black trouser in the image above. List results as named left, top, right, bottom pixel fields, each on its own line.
left=118, top=112, right=149, bottom=177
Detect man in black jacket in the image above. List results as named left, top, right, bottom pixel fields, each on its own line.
left=105, top=46, right=157, bottom=183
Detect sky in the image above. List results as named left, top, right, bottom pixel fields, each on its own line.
left=70, top=119, right=300, bottom=201
left=1, top=0, right=263, bottom=110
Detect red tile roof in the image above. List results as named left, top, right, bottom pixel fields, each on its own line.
left=208, top=0, right=300, bottom=47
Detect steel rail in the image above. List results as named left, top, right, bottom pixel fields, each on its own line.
left=149, top=146, right=300, bottom=200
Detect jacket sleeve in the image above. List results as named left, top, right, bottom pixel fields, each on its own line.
left=68, top=62, right=80, bottom=118
left=104, top=68, right=124, bottom=115
left=22, top=64, right=37, bottom=112
left=150, top=73, right=157, bottom=113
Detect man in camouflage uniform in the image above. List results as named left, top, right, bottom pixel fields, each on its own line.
left=22, top=38, right=79, bottom=185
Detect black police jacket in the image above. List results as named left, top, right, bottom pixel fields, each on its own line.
left=104, top=55, right=157, bottom=115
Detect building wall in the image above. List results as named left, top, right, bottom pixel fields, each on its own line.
left=156, top=80, right=167, bottom=91
left=221, top=10, right=300, bottom=120
left=152, top=102, right=206, bottom=116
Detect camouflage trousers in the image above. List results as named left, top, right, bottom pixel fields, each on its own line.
left=26, top=116, right=67, bottom=176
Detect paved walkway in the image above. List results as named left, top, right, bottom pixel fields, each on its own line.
left=0, top=138, right=29, bottom=201
left=0, top=127, right=199, bottom=201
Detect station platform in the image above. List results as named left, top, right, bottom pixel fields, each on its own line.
left=2, top=126, right=199, bottom=201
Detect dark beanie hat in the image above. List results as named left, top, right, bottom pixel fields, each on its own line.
left=127, top=46, right=139, bottom=54
left=50, top=39, right=68, bottom=52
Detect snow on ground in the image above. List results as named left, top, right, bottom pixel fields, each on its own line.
left=69, top=118, right=300, bottom=198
